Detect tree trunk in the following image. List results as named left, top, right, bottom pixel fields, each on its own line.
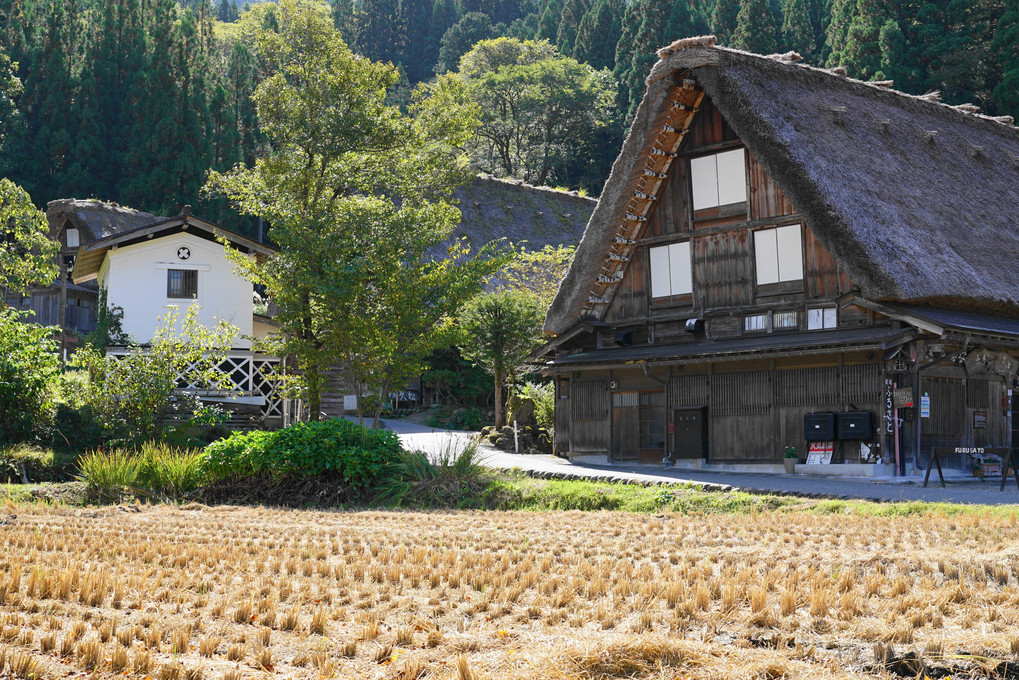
left=306, top=363, right=322, bottom=422
left=493, top=368, right=504, bottom=429
left=371, top=379, right=390, bottom=430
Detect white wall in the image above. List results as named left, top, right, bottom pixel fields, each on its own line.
left=100, top=233, right=254, bottom=348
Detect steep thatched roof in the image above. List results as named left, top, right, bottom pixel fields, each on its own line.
left=545, top=36, right=1019, bottom=336
left=47, top=199, right=163, bottom=243
left=451, top=174, right=595, bottom=253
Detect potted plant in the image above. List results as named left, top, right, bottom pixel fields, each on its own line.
left=784, top=446, right=799, bottom=474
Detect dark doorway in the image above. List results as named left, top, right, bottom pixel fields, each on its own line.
left=612, top=391, right=666, bottom=463
left=671, top=407, right=707, bottom=460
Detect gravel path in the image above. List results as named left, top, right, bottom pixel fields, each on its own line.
left=382, top=418, right=1019, bottom=506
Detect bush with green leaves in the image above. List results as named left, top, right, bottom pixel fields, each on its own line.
left=517, top=381, right=554, bottom=430
left=202, top=418, right=401, bottom=489
left=0, top=307, right=61, bottom=444
left=75, top=305, right=238, bottom=444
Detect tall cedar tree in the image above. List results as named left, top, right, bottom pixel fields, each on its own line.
left=23, top=0, right=75, bottom=202
left=555, top=0, right=589, bottom=56
left=993, top=0, right=1019, bottom=118
left=404, top=0, right=434, bottom=82
left=535, top=0, right=561, bottom=42
left=825, top=0, right=856, bottom=67
left=93, top=0, right=149, bottom=201
left=781, top=0, right=815, bottom=57
left=573, top=0, right=621, bottom=70
left=225, top=42, right=260, bottom=166
left=436, top=11, right=494, bottom=73
left=422, top=0, right=460, bottom=78
left=731, top=0, right=778, bottom=54
left=356, top=0, right=406, bottom=65
left=711, top=0, right=740, bottom=44
left=615, top=0, right=705, bottom=121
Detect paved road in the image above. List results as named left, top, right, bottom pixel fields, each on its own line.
left=382, top=418, right=1019, bottom=506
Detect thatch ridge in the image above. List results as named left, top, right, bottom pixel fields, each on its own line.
left=47, top=198, right=163, bottom=243
left=545, top=39, right=1019, bottom=335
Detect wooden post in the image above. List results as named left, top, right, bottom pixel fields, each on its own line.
left=59, top=258, right=68, bottom=368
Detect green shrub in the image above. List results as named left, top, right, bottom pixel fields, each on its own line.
left=0, top=308, right=61, bottom=444
left=376, top=437, right=486, bottom=506
left=77, top=442, right=211, bottom=501
left=517, top=381, right=554, bottom=430
left=0, top=444, right=77, bottom=483
left=203, top=418, right=401, bottom=489
left=452, top=407, right=485, bottom=431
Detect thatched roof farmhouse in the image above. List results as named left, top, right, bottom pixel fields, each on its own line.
left=540, top=37, right=1019, bottom=474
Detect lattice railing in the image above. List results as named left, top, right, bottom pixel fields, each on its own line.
left=107, top=349, right=286, bottom=422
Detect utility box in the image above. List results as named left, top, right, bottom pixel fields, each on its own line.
left=837, top=411, right=874, bottom=440
left=804, top=412, right=836, bottom=441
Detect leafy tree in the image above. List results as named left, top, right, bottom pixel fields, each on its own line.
left=75, top=305, right=238, bottom=444
left=206, top=0, right=504, bottom=425
left=458, top=290, right=545, bottom=428
left=0, top=178, right=58, bottom=297
left=781, top=0, right=815, bottom=56
left=0, top=306, right=60, bottom=444
left=993, top=0, right=1019, bottom=118
left=437, top=11, right=495, bottom=73
left=456, top=37, right=617, bottom=186
left=0, top=43, right=23, bottom=176
left=573, top=0, right=621, bottom=70
left=493, top=245, right=575, bottom=307
left=731, top=0, right=778, bottom=54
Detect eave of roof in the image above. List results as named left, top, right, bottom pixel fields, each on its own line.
left=72, top=214, right=275, bottom=284
left=549, top=326, right=915, bottom=369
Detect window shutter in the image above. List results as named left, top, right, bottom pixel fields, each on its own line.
left=715, top=149, right=747, bottom=205
left=775, top=224, right=803, bottom=281
left=668, top=242, right=692, bottom=295
left=690, top=155, right=719, bottom=210
left=754, top=229, right=779, bottom=285
left=649, top=245, right=672, bottom=298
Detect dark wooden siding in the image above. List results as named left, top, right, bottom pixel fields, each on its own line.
left=711, top=371, right=771, bottom=415
left=604, top=244, right=647, bottom=323
left=570, top=380, right=609, bottom=452
left=649, top=162, right=692, bottom=237
left=747, top=153, right=795, bottom=219
left=804, top=225, right=853, bottom=299
left=692, top=231, right=754, bottom=310
left=685, top=97, right=739, bottom=149
left=555, top=378, right=571, bottom=454
left=669, top=374, right=709, bottom=406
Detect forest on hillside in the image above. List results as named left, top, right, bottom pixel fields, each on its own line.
left=0, top=0, right=1016, bottom=232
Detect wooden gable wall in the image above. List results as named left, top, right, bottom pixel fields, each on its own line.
left=603, top=96, right=856, bottom=330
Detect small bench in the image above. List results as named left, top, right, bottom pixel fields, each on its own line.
left=923, top=446, right=1019, bottom=490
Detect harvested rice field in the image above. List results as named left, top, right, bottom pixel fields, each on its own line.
left=3, top=502, right=1019, bottom=679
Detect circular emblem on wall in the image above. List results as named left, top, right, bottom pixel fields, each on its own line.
left=177, top=246, right=191, bottom=261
